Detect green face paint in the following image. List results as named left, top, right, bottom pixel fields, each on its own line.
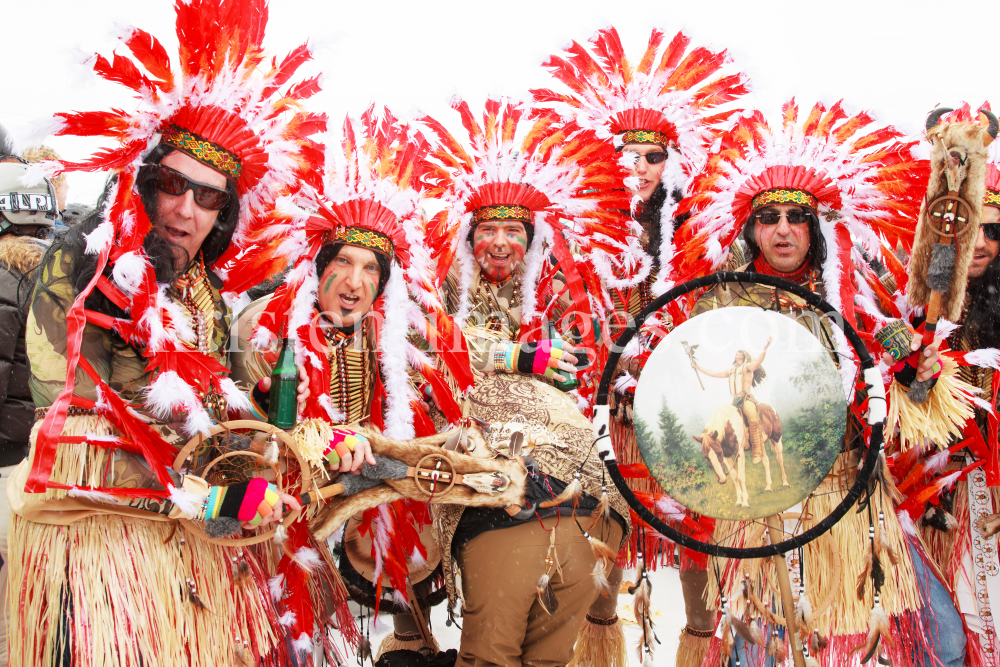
left=323, top=272, right=338, bottom=293
left=514, top=235, right=527, bottom=247
left=368, top=282, right=376, bottom=304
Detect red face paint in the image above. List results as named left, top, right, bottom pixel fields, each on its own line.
left=473, top=222, right=528, bottom=282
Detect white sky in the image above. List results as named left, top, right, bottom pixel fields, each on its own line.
left=3, top=0, right=997, bottom=207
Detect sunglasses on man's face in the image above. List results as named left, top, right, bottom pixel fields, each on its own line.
left=983, top=222, right=1000, bottom=242
left=755, top=209, right=811, bottom=226
left=150, top=164, right=231, bottom=211
left=634, top=151, right=667, bottom=165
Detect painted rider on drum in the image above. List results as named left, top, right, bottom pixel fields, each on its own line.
left=692, top=339, right=773, bottom=474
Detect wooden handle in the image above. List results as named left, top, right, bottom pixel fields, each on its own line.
left=766, top=515, right=806, bottom=667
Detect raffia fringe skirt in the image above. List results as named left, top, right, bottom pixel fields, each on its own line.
left=7, top=415, right=285, bottom=667
left=706, top=453, right=923, bottom=636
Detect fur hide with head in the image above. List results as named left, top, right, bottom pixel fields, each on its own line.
left=909, top=119, right=991, bottom=321
left=310, top=426, right=527, bottom=541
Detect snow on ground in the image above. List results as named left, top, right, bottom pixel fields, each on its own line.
left=340, top=565, right=687, bottom=666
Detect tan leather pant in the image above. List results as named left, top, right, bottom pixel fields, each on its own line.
left=456, top=515, right=623, bottom=667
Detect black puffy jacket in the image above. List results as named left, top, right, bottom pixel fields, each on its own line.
left=0, top=234, right=45, bottom=467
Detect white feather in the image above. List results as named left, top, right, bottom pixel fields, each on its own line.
left=897, top=510, right=918, bottom=537
left=925, top=449, right=952, bottom=475
left=278, top=610, right=297, bottom=628
left=268, top=574, right=285, bottom=602
left=292, top=632, right=312, bottom=655
left=965, top=348, right=1000, bottom=370
left=67, top=487, right=121, bottom=504
left=378, top=263, right=416, bottom=440
left=183, top=405, right=214, bottom=438
left=110, top=251, right=147, bottom=295
left=936, top=318, right=960, bottom=341
left=168, top=483, right=204, bottom=519
left=409, top=546, right=427, bottom=569
left=85, top=220, right=115, bottom=255
left=393, top=588, right=409, bottom=607
left=293, top=546, right=322, bottom=572
left=219, top=377, right=252, bottom=413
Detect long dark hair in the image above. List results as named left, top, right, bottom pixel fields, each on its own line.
left=34, top=146, right=240, bottom=322
left=962, top=256, right=1000, bottom=349
left=634, top=183, right=686, bottom=270
left=741, top=207, right=827, bottom=273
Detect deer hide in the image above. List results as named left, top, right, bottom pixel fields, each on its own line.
left=908, top=121, right=988, bottom=320
left=310, top=426, right=527, bottom=540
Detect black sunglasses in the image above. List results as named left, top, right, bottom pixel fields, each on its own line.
left=633, top=151, right=667, bottom=165
left=149, top=164, right=231, bottom=211
left=984, top=222, right=1000, bottom=241
left=755, top=209, right=811, bottom=226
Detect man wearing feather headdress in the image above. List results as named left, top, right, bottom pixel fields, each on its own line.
left=677, top=100, right=966, bottom=666
left=530, top=27, right=751, bottom=667
left=905, top=103, right=1000, bottom=666
left=3, top=2, right=338, bottom=664
left=229, top=108, right=477, bottom=660
left=418, top=96, right=631, bottom=667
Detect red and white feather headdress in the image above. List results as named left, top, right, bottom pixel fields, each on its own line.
left=253, top=108, right=473, bottom=440
left=418, top=96, right=631, bottom=338
left=674, top=99, right=928, bottom=392
left=531, top=27, right=750, bottom=293
left=24, top=0, right=324, bottom=498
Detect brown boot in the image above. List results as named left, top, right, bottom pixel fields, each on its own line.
left=749, top=421, right=764, bottom=464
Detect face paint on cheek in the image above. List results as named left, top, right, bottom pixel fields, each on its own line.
left=323, top=273, right=337, bottom=293
left=368, top=282, right=376, bottom=304
left=473, top=236, right=490, bottom=260
left=507, top=237, right=528, bottom=271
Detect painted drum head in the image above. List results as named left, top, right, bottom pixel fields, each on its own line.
left=633, top=307, right=846, bottom=521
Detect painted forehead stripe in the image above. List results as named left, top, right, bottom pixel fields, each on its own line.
left=751, top=188, right=818, bottom=212
left=472, top=204, right=532, bottom=224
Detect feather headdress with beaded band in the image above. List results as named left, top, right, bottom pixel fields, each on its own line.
left=530, top=27, right=750, bottom=293
left=23, top=0, right=324, bottom=498
left=419, top=96, right=631, bottom=332
left=416, top=96, right=633, bottom=417
left=674, top=100, right=927, bottom=359
left=253, top=107, right=473, bottom=443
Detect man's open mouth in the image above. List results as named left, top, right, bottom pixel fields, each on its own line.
left=162, top=225, right=190, bottom=243
left=489, top=252, right=510, bottom=264
left=339, top=293, right=360, bottom=309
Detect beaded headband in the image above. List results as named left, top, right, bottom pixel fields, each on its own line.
left=324, top=226, right=394, bottom=258
left=620, top=129, right=670, bottom=147
left=471, top=204, right=532, bottom=224
left=751, top=188, right=818, bottom=212
left=160, top=124, right=243, bottom=180
left=985, top=189, right=1000, bottom=208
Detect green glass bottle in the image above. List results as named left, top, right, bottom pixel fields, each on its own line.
left=549, top=323, right=578, bottom=392
left=267, top=337, right=299, bottom=429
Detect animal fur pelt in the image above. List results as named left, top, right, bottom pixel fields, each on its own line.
left=909, top=115, right=992, bottom=321
left=0, top=234, right=46, bottom=275
left=311, top=426, right=526, bottom=540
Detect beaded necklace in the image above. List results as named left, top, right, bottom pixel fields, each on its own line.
left=472, top=273, right=521, bottom=335
left=170, top=254, right=215, bottom=354
left=168, top=254, right=227, bottom=417
left=324, top=319, right=373, bottom=424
